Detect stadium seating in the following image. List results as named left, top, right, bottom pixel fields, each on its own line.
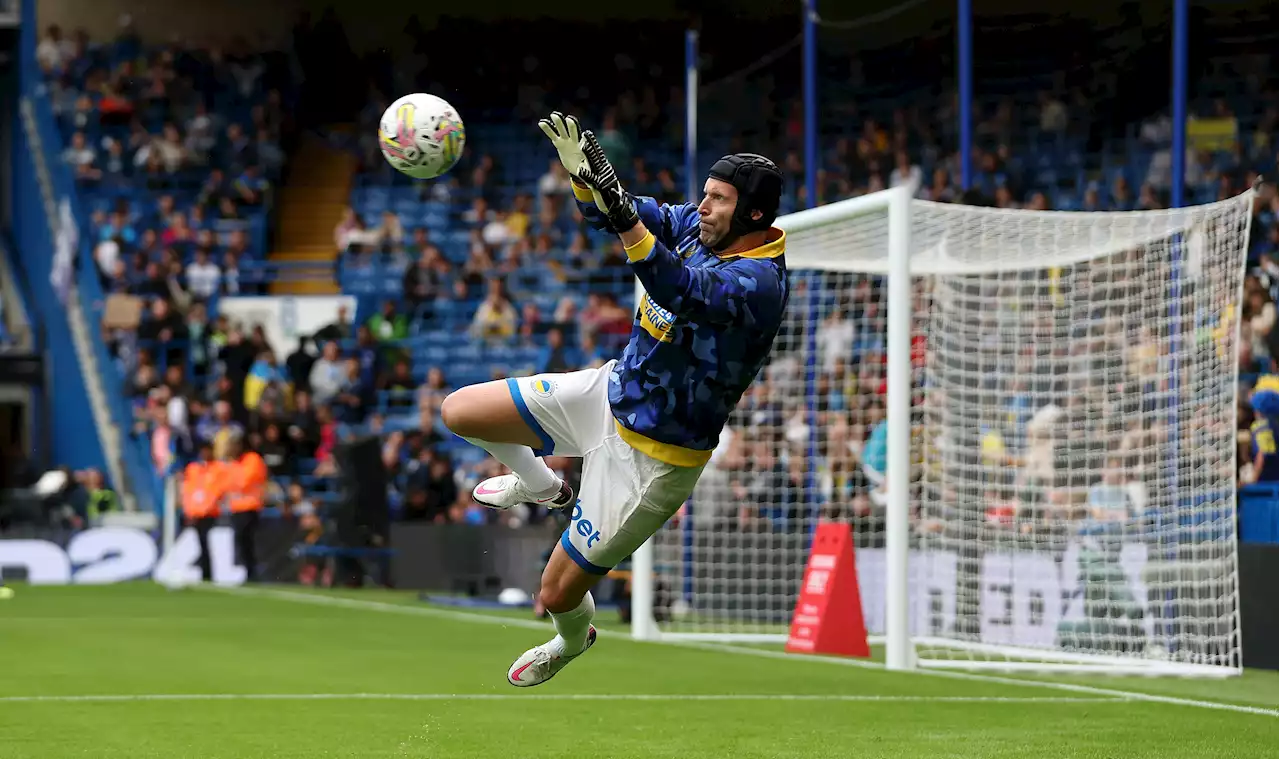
left=40, top=12, right=1277, bottom=530
left=41, top=32, right=292, bottom=509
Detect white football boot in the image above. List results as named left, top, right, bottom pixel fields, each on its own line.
left=507, top=626, right=597, bottom=687
left=472, top=475, right=574, bottom=511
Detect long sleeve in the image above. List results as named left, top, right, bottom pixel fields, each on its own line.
left=623, top=229, right=784, bottom=329
left=571, top=182, right=700, bottom=251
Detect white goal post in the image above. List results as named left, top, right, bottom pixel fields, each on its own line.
left=630, top=185, right=1254, bottom=678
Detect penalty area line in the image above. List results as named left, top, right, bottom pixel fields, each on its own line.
left=200, top=585, right=1279, bottom=718
left=0, top=693, right=1125, bottom=705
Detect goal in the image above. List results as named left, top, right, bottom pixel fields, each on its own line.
left=630, top=185, right=1254, bottom=677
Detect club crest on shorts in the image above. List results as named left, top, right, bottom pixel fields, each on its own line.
left=531, top=379, right=556, bottom=397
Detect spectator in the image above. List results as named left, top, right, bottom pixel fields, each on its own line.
left=244, top=350, right=288, bottom=412
left=518, top=302, right=544, bottom=345
left=537, top=158, right=571, bottom=197
left=286, top=338, right=317, bottom=392
left=137, top=298, right=186, bottom=346
left=309, top=340, right=346, bottom=405
left=352, top=325, right=384, bottom=386
left=376, top=211, right=405, bottom=253
left=537, top=327, right=581, bottom=374
left=101, top=138, right=129, bottom=179
left=595, top=109, right=632, bottom=167
left=234, top=165, right=268, bottom=207
left=470, top=278, right=518, bottom=344
left=79, top=469, right=121, bottom=525
left=334, top=207, right=361, bottom=251
left=482, top=209, right=515, bottom=248
left=220, top=251, right=242, bottom=294
left=378, top=359, right=417, bottom=410
left=579, top=292, right=630, bottom=347
left=256, top=128, right=285, bottom=174
left=185, top=248, right=221, bottom=301
left=462, top=196, right=493, bottom=227
left=259, top=424, right=290, bottom=477
left=1245, top=378, right=1278, bottom=484
left=1087, top=460, right=1134, bottom=521
left=333, top=357, right=373, bottom=424
left=221, top=123, right=253, bottom=174
left=62, top=131, right=101, bottom=183
left=314, top=305, right=354, bottom=343
left=367, top=299, right=408, bottom=343
left=889, top=150, right=922, bottom=190
left=286, top=390, right=320, bottom=459
left=418, top=367, right=451, bottom=411
left=1246, top=287, right=1276, bottom=357
left=402, top=244, right=447, bottom=316
left=36, top=24, right=73, bottom=73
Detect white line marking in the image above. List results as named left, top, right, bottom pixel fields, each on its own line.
left=206, top=585, right=552, bottom=631
left=0, top=693, right=1122, bottom=705
left=686, top=642, right=1280, bottom=719
left=203, top=585, right=1280, bottom=718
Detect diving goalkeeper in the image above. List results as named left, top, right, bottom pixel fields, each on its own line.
left=441, top=112, right=789, bottom=687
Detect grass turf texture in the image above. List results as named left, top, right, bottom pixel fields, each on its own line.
left=0, top=584, right=1274, bottom=758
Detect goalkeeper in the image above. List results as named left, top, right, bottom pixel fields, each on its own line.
left=441, top=112, right=789, bottom=687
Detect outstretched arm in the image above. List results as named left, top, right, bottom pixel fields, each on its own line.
left=619, top=225, right=778, bottom=327
left=578, top=134, right=779, bottom=327
left=571, top=179, right=699, bottom=252
left=540, top=111, right=698, bottom=249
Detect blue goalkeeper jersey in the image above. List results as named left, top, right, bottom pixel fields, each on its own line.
left=574, top=184, right=790, bottom=467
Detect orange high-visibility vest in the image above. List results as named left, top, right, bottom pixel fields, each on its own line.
left=225, top=452, right=268, bottom=513
left=181, top=461, right=223, bottom=519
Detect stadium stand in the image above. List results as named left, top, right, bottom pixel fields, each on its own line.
left=34, top=8, right=1277, bottom=581
left=39, top=24, right=294, bottom=510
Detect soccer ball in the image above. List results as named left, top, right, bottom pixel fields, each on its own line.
left=377, top=93, right=466, bottom=179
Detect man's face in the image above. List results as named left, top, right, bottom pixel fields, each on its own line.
left=696, top=178, right=739, bottom=249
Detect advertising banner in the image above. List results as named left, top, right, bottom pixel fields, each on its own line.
left=0, top=522, right=300, bottom=585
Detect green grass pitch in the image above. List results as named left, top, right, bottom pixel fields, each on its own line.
left=0, top=583, right=1274, bottom=758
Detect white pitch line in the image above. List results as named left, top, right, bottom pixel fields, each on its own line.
left=202, top=585, right=1280, bottom=718
left=684, top=642, right=1280, bottom=719
left=204, top=584, right=552, bottom=631
left=0, top=693, right=1122, bottom=705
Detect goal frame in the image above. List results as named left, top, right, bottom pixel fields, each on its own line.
left=629, top=185, right=1247, bottom=679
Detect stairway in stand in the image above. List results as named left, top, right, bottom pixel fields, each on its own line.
left=268, top=132, right=355, bottom=295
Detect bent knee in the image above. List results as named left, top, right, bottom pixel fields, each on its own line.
left=439, top=389, right=471, bottom=436
left=441, top=381, right=540, bottom=447
left=538, top=584, right=582, bottom=614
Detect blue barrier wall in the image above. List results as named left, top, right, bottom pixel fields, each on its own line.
left=1239, top=482, right=1279, bottom=545
left=11, top=0, right=105, bottom=473
left=11, top=115, right=104, bottom=472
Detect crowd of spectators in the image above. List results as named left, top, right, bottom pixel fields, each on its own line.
left=36, top=12, right=1278, bottom=557
left=325, top=75, right=1277, bottom=541
left=36, top=22, right=294, bottom=521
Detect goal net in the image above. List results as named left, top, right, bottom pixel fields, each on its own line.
left=631, top=186, right=1253, bottom=677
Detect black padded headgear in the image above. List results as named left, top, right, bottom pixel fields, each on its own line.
left=707, top=153, right=784, bottom=242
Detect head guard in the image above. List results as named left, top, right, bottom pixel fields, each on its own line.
left=707, top=153, right=783, bottom=244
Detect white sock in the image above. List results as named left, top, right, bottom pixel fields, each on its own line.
left=549, top=591, right=595, bottom=656
left=462, top=437, right=560, bottom=495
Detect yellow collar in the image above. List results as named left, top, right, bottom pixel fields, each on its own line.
left=717, top=227, right=785, bottom=260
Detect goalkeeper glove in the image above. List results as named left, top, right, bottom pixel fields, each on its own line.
left=578, top=130, right=640, bottom=234
left=537, top=111, right=591, bottom=181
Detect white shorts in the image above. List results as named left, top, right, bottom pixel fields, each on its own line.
left=507, top=360, right=705, bottom=574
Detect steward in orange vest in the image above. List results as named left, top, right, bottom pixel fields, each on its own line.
left=223, top=434, right=268, bottom=582
left=182, top=443, right=222, bottom=582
